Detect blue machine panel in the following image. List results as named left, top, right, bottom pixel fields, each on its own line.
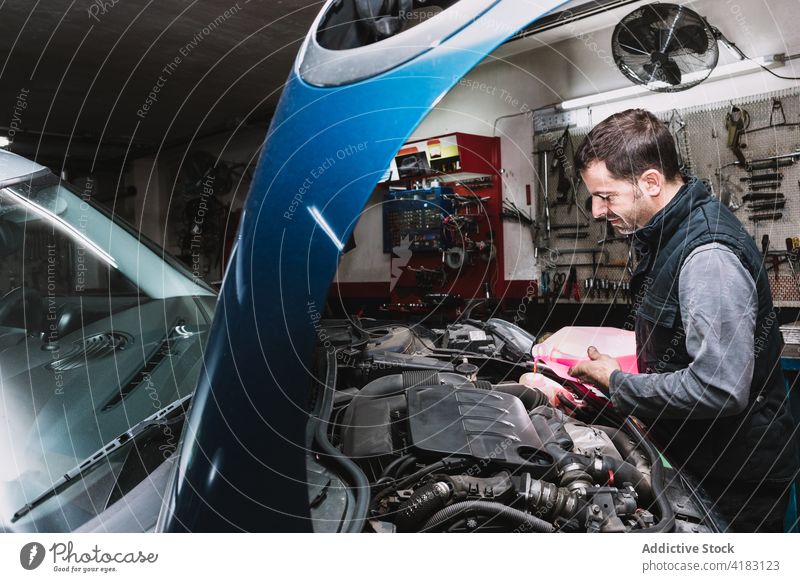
left=383, top=186, right=454, bottom=253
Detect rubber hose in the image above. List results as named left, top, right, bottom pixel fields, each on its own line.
left=594, top=425, right=653, bottom=482
left=534, top=437, right=651, bottom=504
left=622, top=418, right=675, bottom=533
left=371, top=461, right=446, bottom=510
left=394, top=455, right=419, bottom=479
left=315, top=351, right=370, bottom=532
left=528, top=414, right=651, bottom=503
left=529, top=414, right=583, bottom=467
left=422, top=501, right=554, bottom=532
left=594, top=425, right=636, bottom=457
left=395, top=481, right=452, bottom=532
left=598, top=456, right=654, bottom=506
left=491, top=383, right=549, bottom=410
left=357, top=374, right=404, bottom=398
left=530, top=413, right=573, bottom=452
left=379, top=454, right=415, bottom=481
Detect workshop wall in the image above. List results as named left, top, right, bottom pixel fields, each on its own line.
left=534, top=86, right=800, bottom=309
left=336, top=187, right=392, bottom=284
left=124, top=125, right=262, bottom=283
left=336, top=0, right=800, bottom=291
left=397, top=0, right=800, bottom=296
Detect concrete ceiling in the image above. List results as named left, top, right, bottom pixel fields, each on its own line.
left=497, top=0, right=800, bottom=69
left=3, top=0, right=797, bottom=171
left=0, top=0, right=323, bottom=168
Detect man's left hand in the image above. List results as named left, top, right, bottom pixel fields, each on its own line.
left=567, top=346, right=621, bottom=391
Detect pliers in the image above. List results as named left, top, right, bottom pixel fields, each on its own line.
left=566, top=267, right=580, bottom=301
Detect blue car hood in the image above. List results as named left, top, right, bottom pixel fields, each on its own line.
left=163, top=0, right=565, bottom=531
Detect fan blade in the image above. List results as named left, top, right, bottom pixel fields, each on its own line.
left=644, top=54, right=682, bottom=86
left=663, top=24, right=710, bottom=55
left=616, top=15, right=656, bottom=54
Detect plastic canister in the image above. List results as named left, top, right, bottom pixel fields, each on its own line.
left=531, top=326, right=638, bottom=382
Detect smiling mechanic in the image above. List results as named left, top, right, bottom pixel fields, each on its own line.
left=567, top=109, right=799, bottom=532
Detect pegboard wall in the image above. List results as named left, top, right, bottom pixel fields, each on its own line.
left=532, top=87, right=800, bottom=307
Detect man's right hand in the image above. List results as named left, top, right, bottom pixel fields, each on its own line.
left=567, top=346, right=620, bottom=393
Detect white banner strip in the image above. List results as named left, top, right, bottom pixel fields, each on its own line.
left=1, top=533, right=799, bottom=581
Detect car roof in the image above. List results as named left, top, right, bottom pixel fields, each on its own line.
left=0, top=149, right=47, bottom=186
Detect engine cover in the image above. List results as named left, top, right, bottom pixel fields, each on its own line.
left=407, top=384, right=551, bottom=472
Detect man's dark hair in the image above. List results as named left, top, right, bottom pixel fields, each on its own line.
left=574, top=108, right=681, bottom=182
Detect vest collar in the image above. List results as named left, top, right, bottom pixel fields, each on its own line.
left=632, top=176, right=706, bottom=252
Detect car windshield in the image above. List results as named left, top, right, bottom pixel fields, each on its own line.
left=0, top=170, right=215, bottom=532
left=0, top=174, right=140, bottom=302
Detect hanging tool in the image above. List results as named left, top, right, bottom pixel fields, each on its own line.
left=741, top=173, right=784, bottom=182
left=620, top=281, right=631, bottom=304
left=733, top=151, right=800, bottom=169
left=771, top=97, right=787, bottom=126
left=598, top=279, right=610, bottom=299
left=540, top=150, right=552, bottom=243
left=749, top=212, right=783, bottom=222
left=750, top=181, right=783, bottom=191
left=761, top=234, right=777, bottom=286
left=742, top=192, right=783, bottom=202
left=610, top=281, right=621, bottom=306
left=748, top=158, right=795, bottom=171
left=748, top=200, right=786, bottom=212
left=668, top=109, right=691, bottom=174
left=552, top=249, right=610, bottom=269
left=566, top=267, right=580, bottom=301
left=725, top=105, right=750, bottom=166
left=742, top=96, right=800, bottom=136
left=553, top=272, right=566, bottom=298
left=541, top=271, right=550, bottom=306
left=786, top=238, right=800, bottom=286
left=551, top=128, right=576, bottom=206
left=585, top=278, right=596, bottom=298
left=765, top=236, right=780, bottom=282
left=786, top=238, right=800, bottom=259
left=597, top=235, right=629, bottom=245
left=551, top=223, right=590, bottom=230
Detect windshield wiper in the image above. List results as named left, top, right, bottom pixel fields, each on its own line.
left=10, top=393, right=191, bottom=523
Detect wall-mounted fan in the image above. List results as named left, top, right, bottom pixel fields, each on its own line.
left=612, top=3, right=723, bottom=92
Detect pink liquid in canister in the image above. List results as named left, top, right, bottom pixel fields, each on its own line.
left=532, top=326, right=638, bottom=382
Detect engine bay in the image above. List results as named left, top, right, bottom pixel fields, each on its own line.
left=307, top=319, right=722, bottom=533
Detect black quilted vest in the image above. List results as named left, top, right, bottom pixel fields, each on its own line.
left=628, top=177, right=798, bottom=484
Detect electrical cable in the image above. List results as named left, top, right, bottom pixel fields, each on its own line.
left=716, top=31, right=800, bottom=80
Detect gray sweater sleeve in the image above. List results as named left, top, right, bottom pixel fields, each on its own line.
left=608, top=242, right=757, bottom=419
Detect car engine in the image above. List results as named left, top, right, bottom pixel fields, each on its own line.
left=309, top=320, right=720, bottom=533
